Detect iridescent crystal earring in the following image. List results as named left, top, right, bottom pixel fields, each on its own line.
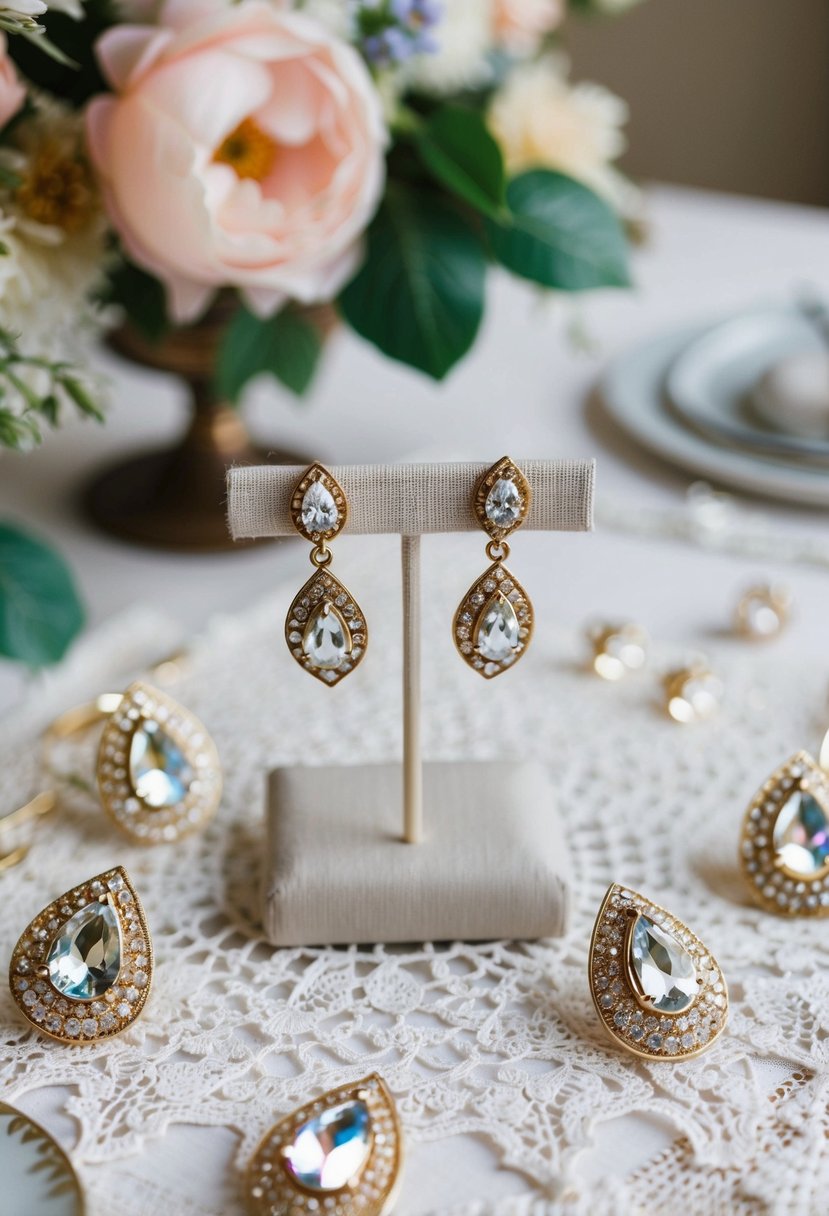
left=453, top=456, right=534, bottom=678
left=285, top=463, right=368, bottom=686
left=244, top=1074, right=403, bottom=1216
left=9, top=865, right=153, bottom=1043
left=43, top=682, right=222, bottom=845
left=739, top=731, right=829, bottom=916
left=589, top=883, right=728, bottom=1061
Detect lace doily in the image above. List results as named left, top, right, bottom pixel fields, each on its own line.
left=1, top=542, right=827, bottom=1215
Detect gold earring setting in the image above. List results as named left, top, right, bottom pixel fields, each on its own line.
left=245, top=1074, right=402, bottom=1216
left=285, top=464, right=367, bottom=686
left=9, top=865, right=152, bottom=1044
left=589, top=884, right=728, bottom=1060
left=740, top=738, right=829, bottom=916
left=454, top=457, right=534, bottom=679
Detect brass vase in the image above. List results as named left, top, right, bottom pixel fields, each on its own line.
left=84, top=299, right=327, bottom=552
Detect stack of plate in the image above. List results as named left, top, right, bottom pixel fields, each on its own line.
left=601, top=304, right=829, bottom=507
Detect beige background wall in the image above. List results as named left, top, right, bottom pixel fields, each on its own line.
left=567, top=0, right=829, bottom=206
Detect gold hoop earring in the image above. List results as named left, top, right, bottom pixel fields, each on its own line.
left=285, top=463, right=368, bottom=686
left=739, top=730, right=829, bottom=916
left=9, top=865, right=152, bottom=1043
left=453, top=456, right=534, bottom=678
left=244, top=1074, right=403, bottom=1215
left=43, top=681, right=221, bottom=845
left=589, top=883, right=728, bottom=1060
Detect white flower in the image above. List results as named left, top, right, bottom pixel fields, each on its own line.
left=404, top=0, right=493, bottom=95
left=489, top=56, right=641, bottom=215
left=0, top=101, right=108, bottom=356
left=493, top=0, right=564, bottom=56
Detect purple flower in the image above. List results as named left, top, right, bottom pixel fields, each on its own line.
left=360, top=0, right=442, bottom=66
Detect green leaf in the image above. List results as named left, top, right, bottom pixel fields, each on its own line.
left=416, top=105, right=506, bottom=219
left=215, top=306, right=322, bottom=402
left=488, top=169, right=631, bottom=291
left=0, top=165, right=21, bottom=190
left=339, top=185, right=486, bottom=380
left=107, top=259, right=169, bottom=344
left=0, top=522, right=84, bottom=665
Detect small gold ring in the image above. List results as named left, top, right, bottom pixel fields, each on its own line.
left=485, top=538, right=510, bottom=562
left=310, top=542, right=332, bottom=567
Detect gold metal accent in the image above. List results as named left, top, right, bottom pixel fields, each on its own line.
left=735, top=583, right=792, bottom=641
left=0, top=792, right=57, bottom=872
left=739, top=747, right=829, bottom=916
left=244, top=1074, right=403, bottom=1216
left=586, top=622, right=648, bottom=681
left=0, top=1101, right=86, bottom=1213
left=42, top=682, right=222, bottom=847
left=285, top=464, right=366, bottom=685
left=8, top=865, right=153, bottom=1045
left=588, top=883, right=729, bottom=1061
left=662, top=663, right=724, bottom=723
left=454, top=457, right=534, bottom=679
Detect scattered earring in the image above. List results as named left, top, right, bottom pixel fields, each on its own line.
left=662, top=661, right=724, bottom=723
left=43, top=681, right=221, bottom=845
left=285, top=463, right=367, bottom=686
left=586, top=622, right=648, bottom=681
left=244, top=1073, right=403, bottom=1216
left=9, top=865, right=152, bottom=1043
left=589, top=883, right=728, bottom=1061
left=739, top=731, right=829, bottom=916
left=453, top=456, right=534, bottom=678
left=735, top=583, right=792, bottom=641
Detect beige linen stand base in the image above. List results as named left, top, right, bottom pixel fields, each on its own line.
left=227, top=460, right=594, bottom=946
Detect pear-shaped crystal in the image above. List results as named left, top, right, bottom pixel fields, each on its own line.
left=303, top=602, right=350, bottom=670
left=485, top=477, right=522, bottom=528
left=284, top=1099, right=372, bottom=1191
left=629, top=914, right=698, bottom=1014
left=301, top=481, right=338, bottom=533
left=774, top=789, right=829, bottom=874
left=476, top=593, right=520, bottom=661
left=130, top=720, right=193, bottom=808
left=46, top=902, right=121, bottom=1000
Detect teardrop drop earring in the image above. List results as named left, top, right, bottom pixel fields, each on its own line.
left=453, top=456, right=534, bottom=678
left=285, top=463, right=368, bottom=686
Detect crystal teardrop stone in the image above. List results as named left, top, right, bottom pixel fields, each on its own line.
left=476, top=592, right=520, bottom=661
left=302, top=481, right=339, bottom=533
left=773, top=789, right=829, bottom=875
left=303, top=602, right=350, bottom=670
left=284, top=1099, right=372, bottom=1191
left=629, top=913, right=698, bottom=1014
left=485, top=477, right=522, bottom=528
left=46, top=902, right=122, bottom=1000
left=129, top=720, right=193, bottom=808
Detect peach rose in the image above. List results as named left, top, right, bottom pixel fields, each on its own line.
left=493, top=0, right=564, bottom=55
left=0, top=34, right=26, bottom=130
left=86, top=0, right=386, bottom=322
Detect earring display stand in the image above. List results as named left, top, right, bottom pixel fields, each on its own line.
left=227, top=460, right=594, bottom=946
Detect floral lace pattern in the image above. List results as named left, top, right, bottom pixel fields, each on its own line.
left=1, top=552, right=826, bottom=1214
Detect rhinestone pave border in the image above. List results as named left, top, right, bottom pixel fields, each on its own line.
left=97, top=681, right=222, bottom=845
left=740, top=749, right=829, bottom=917
left=290, top=465, right=347, bottom=545
left=472, top=457, right=532, bottom=543
left=453, top=561, right=534, bottom=679
left=245, top=1074, right=402, bottom=1216
left=9, top=866, right=152, bottom=1045
left=589, top=884, right=728, bottom=1061
left=285, top=571, right=367, bottom=687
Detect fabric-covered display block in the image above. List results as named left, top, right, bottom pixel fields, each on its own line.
left=264, top=760, right=569, bottom=945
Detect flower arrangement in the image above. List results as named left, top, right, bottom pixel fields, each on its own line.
left=0, top=0, right=643, bottom=664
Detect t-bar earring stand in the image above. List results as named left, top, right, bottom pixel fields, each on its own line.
left=227, top=460, right=594, bottom=946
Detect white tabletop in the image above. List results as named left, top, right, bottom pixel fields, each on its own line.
left=1, top=184, right=828, bottom=1211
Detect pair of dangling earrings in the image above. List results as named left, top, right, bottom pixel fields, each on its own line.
left=285, top=457, right=535, bottom=685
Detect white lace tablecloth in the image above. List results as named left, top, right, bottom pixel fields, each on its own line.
left=1, top=538, right=827, bottom=1216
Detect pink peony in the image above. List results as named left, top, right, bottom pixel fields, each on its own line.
left=0, top=34, right=26, bottom=130
left=86, top=0, right=386, bottom=323
left=493, top=0, right=564, bottom=55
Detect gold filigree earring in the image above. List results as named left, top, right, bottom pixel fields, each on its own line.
left=244, top=1074, right=403, bottom=1215
left=589, top=883, right=728, bottom=1061
left=285, top=463, right=368, bottom=686
left=739, top=731, right=829, bottom=916
left=9, top=866, right=152, bottom=1044
left=453, top=456, right=534, bottom=678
